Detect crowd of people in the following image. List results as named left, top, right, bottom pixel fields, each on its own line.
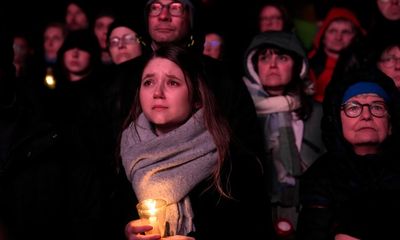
left=1, top=0, right=400, bottom=240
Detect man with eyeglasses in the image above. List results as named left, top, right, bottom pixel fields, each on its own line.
left=146, top=0, right=192, bottom=50
left=297, top=68, right=400, bottom=240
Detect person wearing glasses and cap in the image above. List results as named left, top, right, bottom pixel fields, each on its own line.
left=297, top=67, right=400, bottom=240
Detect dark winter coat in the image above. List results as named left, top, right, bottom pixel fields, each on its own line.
left=297, top=68, right=400, bottom=240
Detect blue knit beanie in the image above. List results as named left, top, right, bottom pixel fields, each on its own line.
left=342, top=82, right=390, bottom=103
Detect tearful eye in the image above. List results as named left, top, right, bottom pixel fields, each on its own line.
left=142, top=79, right=153, bottom=87
left=167, top=79, right=180, bottom=86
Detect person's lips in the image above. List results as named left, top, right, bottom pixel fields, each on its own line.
left=152, top=105, right=168, bottom=111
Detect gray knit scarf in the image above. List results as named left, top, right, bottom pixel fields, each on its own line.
left=120, top=110, right=217, bottom=236
left=244, top=75, right=302, bottom=206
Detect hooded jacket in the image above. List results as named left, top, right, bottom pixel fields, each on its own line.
left=244, top=31, right=308, bottom=83
left=242, top=32, right=323, bottom=161
left=242, top=31, right=325, bottom=224
left=308, top=7, right=366, bottom=103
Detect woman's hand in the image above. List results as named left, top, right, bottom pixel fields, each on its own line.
left=124, top=220, right=195, bottom=240
left=125, top=219, right=161, bottom=240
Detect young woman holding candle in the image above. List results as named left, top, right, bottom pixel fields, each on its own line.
left=120, top=45, right=273, bottom=240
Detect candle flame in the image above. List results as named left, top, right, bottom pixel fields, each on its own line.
left=145, top=199, right=157, bottom=215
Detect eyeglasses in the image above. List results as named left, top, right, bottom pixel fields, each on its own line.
left=341, top=101, right=388, bottom=118
left=109, top=34, right=139, bottom=48
left=148, top=2, right=185, bottom=17
left=259, top=16, right=282, bottom=22
left=380, top=55, right=400, bottom=68
left=204, top=40, right=221, bottom=48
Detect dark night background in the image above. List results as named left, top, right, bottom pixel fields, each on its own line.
left=0, top=0, right=266, bottom=65
left=0, top=0, right=370, bottom=65
left=0, top=0, right=148, bottom=46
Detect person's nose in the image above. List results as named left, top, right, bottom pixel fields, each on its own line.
left=360, top=105, right=372, bottom=120
left=269, top=55, right=278, bottom=67
left=336, top=32, right=344, bottom=40
left=116, top=39, right=127, bottom=49
left=158, top=6, right=171, bottom=20
left=153, top=82, right=165, bottom=98
left=72, top=48, right=79, bottom=57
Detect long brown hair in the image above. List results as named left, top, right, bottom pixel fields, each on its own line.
left=123, top=45, right=232, bottom=197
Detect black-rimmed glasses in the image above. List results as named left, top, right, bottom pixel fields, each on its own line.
left=341, top=101, right=388, bottom=118
left=148, top=2, right=185, bottom=17
left=109, top=34, right=139, bottom=48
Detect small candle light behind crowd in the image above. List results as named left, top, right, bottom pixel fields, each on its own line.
left=44, top=67, right=56, bottom=90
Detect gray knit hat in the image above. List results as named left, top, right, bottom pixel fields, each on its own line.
left=245, top=31, right=308, bottom=79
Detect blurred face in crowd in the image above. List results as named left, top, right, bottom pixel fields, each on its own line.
left=140, top=57, right=192, bottom=135
left=378, top=46, right=400, bottom=89
left=94, top=16, right=115, bottom=49
left=323, top=19, right=355, bottom=57
left=108, top=27, right=142, bottom=64
left=63, top=48, right=91, bottom=81
left=377, top=0, right=400, bottom=21
left=13, top=36, right=29, bottom=65
left=259, top=5, right=284, bottom=32
left=147, top=0, right=191, bottom=48
left=341, top=94, right=391, bottom=155
left=44, top=26, right=65, bottom=61
left=257, top=48, right=294, bottom=96
left=66, top=3, right=89, bottom=31
left=203, top=33, right=223, bottom=60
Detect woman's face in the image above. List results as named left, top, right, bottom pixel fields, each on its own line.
left=378, top=46, right=400, bottom=89
left=63, top=48, right=91, bottom=81
left=108, top=27, right=142, bottom=64
left=140, top=57, right=193, bottom=135
left=323, top=20, right=355, bottom=56
left=257, top=49, right=294, bottom=96
left=341, top=94, right=391, bottom=155
left=203, top=33, right=223, bottom=60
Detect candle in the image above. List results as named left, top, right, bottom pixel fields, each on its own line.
left=136, top=199, right=167, bottom=236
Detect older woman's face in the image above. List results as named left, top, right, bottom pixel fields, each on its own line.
left=341, top=94, right=391, bottom=155
left=108, top=27, right=142, bottom=64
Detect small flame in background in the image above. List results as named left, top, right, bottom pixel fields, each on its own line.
left=44, top=67, right=56, bottom=90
